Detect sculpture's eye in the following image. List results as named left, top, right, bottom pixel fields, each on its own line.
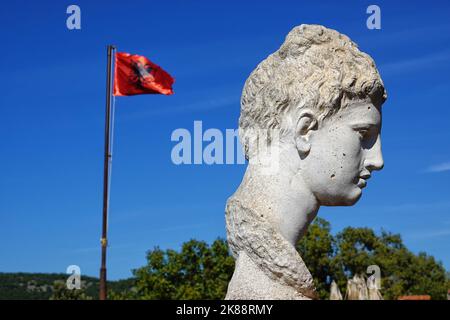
left=359, top=129, right=368, bottom=137
left=355, top=128, right=370, bottom=140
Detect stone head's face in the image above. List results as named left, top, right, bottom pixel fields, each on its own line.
left=238, top=24, right=387, bottom=206
left=298, top=100, right=384, bottom=206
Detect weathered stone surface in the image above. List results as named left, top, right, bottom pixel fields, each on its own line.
left=330, top=280, right=343, bottom=300
left=225, top=24, right=387, bottom=300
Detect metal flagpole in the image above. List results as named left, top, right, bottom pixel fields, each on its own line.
left=100, top=44, right=115, bottom=300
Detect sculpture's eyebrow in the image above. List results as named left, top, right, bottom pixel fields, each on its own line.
left=349, top=122, right=379, bottom=129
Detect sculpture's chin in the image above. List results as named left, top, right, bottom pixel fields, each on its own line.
left=320, top=187, right=362, bottom=206
left=341, top=188, right=362, bottom=206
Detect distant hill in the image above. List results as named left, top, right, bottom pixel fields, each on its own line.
left=0, top=272, right=134, bottom=300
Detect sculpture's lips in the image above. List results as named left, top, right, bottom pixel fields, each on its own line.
left=357, top=178, right=367, bottom=188
left=358, top=172, right=371, bottom=188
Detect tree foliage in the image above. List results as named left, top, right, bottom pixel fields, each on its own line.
left=297, top=219, right=448, bottom=300
left=123, top=238, right=235, bottom=299
left=296, top=217, right=337, bottom=299
left=49, top=281, right=93, bottom=300
left=111, top=219, right=448, bottom=300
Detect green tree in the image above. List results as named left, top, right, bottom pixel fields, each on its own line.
left=331, top=227, right=448, bottom=300
left=130, top=238, right=234, bottom=299
left=296, top=217, right=338, bottom=299
left=49, top=281, right=93, bottom=300
left=111, top=219, right=448, bottom=300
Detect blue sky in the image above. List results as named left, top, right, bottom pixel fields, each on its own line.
left=0, top=0, right=449, bottom=280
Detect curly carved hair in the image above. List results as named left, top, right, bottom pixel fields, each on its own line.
left=239, top=24, right=387, bottom=159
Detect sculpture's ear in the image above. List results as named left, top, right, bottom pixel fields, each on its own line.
left=295, top=110, right=317, bottom=159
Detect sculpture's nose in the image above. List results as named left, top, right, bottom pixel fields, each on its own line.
left=364, top=134, right=384, bottom=172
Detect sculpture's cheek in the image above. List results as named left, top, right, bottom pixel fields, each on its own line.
left=306, top=128, right=364, bottom=205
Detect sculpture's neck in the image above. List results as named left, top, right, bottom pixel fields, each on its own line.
left=236, top=165, right=320, bottom=246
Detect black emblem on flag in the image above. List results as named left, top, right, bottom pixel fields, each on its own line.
left=130, top=60, right=155, bottom=88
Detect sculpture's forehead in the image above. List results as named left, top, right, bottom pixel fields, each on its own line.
left=334, top=100, right=382, bottom=126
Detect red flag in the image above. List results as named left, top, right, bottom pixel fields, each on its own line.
left=113, top=52, right=175, bottom=96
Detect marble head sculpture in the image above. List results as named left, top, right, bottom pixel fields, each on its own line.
left=225, top=24, right=387, bottom=300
